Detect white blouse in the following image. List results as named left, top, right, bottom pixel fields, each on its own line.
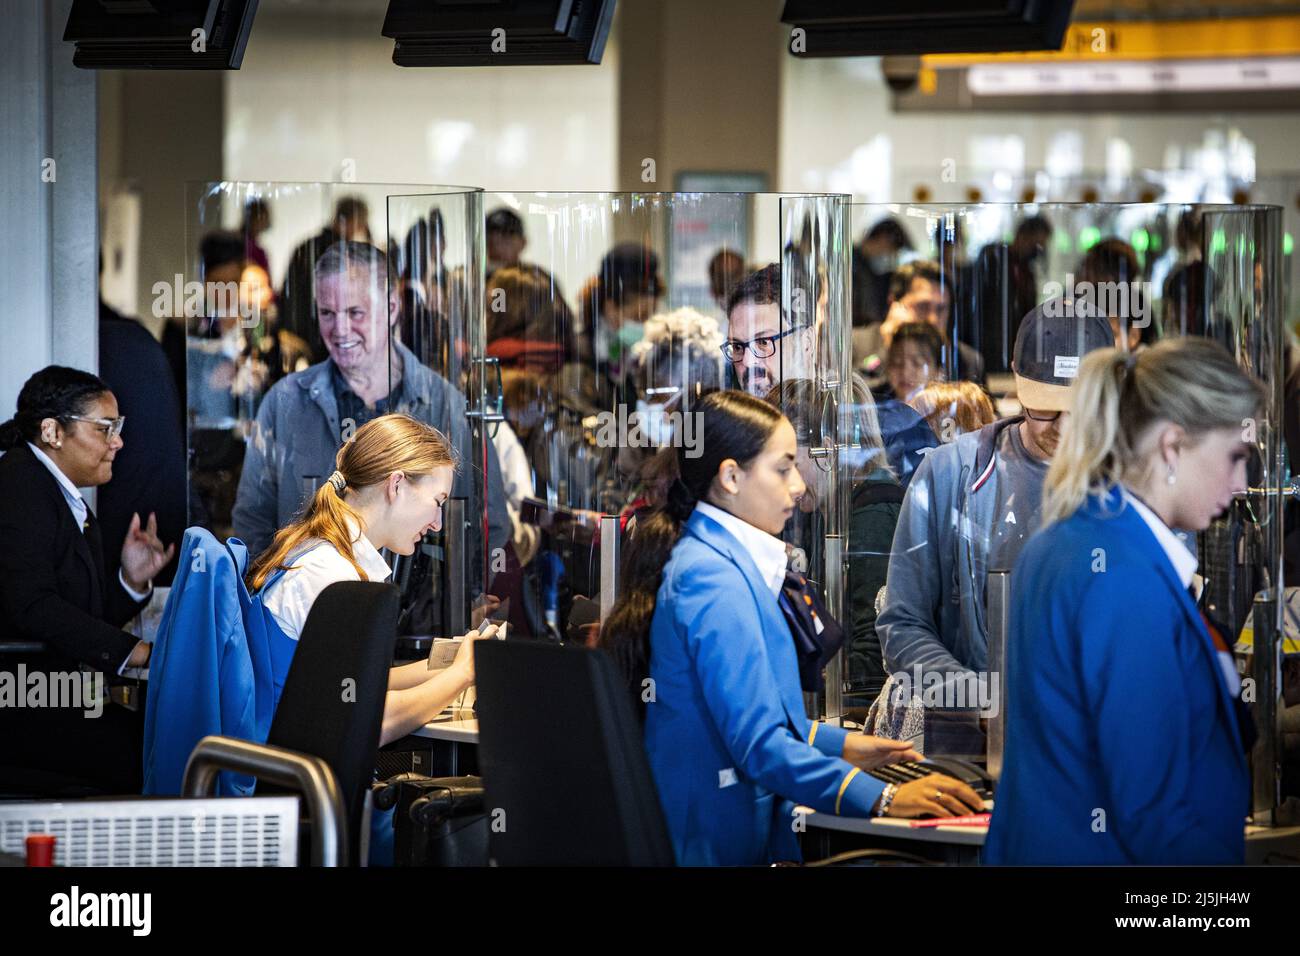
left=260, top=522, right=393, bottom=641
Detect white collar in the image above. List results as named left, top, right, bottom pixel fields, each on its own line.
left=347, top=517, right=393, bottom=582
left=27, top=442, right=87, bottom=518
left=1122, top=486, right=1198, bottom=589
left=291, top=516, right=392, bottom=582
left=695, top=501, right=788, bottom=598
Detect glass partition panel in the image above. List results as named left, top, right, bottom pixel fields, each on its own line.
left=476, top=191, right=850, bottom=675
left=1250, top=174, right=1299, bottom=325
left=846, top=202, right=1287, bottom=793
left=183, top=181, right=485, bottom=643
left=385, top=190, right=490, bottom=640
left=774, top=195, right=852, bottom=720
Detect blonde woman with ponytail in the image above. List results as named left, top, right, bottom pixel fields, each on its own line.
left=985, top=337, right=1264, bottom=866
left=248, top=413, right=499, bottom=749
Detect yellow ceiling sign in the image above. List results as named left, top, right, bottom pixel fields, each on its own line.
left=923, top=17, right=1300, bottom=66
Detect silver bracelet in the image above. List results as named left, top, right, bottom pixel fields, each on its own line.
left=875, top=783, right=898, bottom=817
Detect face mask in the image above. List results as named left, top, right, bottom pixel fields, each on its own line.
left=636, top=398, right=674, bottom=447
left=869, top=254, right=896, bottom=273
left=609, top=321, right=644, bottom=359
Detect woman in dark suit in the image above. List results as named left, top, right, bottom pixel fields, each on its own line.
left=985, top=338, right=1262, bottom=864
left=0, top=366, right=175, bottom=794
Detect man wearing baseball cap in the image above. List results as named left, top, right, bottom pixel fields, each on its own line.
left=876, top=300, right=1114, bottom=717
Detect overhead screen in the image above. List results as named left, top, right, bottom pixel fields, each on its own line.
left=383, top=0, right=617, bottom=67
left=781, top=0, right=1074, bottom=56
left=63, top=0, right=258, bottom=70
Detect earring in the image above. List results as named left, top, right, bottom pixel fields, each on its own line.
left=1166, top=466, right=1177, bottom=486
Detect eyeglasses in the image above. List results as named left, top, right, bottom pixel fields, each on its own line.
left=720, top=326, right=808, bottom=362
left=67, top=415, right=126, bottom=440
left=1022, top=408, right=1062, bottom=423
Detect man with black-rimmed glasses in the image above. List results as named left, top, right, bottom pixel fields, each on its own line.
left=722, top=264, right=818, bottom=397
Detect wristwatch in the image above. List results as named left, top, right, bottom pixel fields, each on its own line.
left=875, top=782, right=898, bottom=817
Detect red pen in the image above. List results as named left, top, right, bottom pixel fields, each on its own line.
left=907, top=814, right=991, bottom=828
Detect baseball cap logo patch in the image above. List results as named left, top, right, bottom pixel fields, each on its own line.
left=1053, top=355, right=1079, bottom=379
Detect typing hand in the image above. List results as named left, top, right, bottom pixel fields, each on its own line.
left=842, top=734, right=922, bottom=771
left=120, top=512, right=175, bottom=593
left=884, top=774, right=984, bottom=819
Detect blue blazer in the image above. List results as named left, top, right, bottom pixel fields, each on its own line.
left=644, top=508, right=885, bottom=866
left=143, top=529, right=295, bottom=796
left=984, top=488, right=1248, bottom=865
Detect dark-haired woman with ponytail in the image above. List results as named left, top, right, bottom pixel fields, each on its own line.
left=985, top=338, right=1263, bottom=865
left=0, top=366, right=175, bottom=794
left=601, top=390, right=982, bottom=865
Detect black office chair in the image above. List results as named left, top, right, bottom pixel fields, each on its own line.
left=264, top=580, right=399, bottom=863
left=474, top=639, right=674, bottom=866
left=180, top=580, right=442, bottom=865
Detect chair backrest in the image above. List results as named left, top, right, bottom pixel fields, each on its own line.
left=267, top=581, right=398, bottom=858
left=475, top=640, right=674, bottom=866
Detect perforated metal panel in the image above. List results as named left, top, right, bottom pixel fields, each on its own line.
left=0, top=797, right=298, bottom=867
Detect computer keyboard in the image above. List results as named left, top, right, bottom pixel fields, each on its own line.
left=868, top=757, right=995, bottom=807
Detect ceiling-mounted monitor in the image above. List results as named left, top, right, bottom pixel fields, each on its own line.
left=781, top=0, right=1074, bottom=56
left=383, top=0, right=617, bottom=67
left=63, top=0, right=258, bottom=69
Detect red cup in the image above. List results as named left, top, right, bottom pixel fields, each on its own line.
left=26, top=834, right=56, bottom=867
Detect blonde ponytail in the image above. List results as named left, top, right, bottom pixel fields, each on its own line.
left=247, top=413, right=457, bottom=591
left=251, top=480, right=371, bottom=591
left=1042, top=337, right=1264, bottom=526
left=1041, top=349, right=1131, bottom=525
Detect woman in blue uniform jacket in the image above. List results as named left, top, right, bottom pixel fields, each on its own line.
left=601, top=390, right=982, bottom=865
left=985, top=338, right=1262, bottom=865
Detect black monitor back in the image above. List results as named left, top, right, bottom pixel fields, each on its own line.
left=475, top=640, right=673, bottom=866
left=64, top=0, right=259, bottom=69
left=383, top=0, right=616, bottom=67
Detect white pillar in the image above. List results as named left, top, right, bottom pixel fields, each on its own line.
left=1, top=0, right=99, bottom=415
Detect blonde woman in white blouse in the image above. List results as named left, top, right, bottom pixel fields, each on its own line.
left=246, top=413, right=498, bottom=746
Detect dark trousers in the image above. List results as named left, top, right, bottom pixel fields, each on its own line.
left=1, top=692, right=143, bottom=796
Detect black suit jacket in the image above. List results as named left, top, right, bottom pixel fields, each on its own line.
left=0, top=443, right=143, bottom=674
left=99, top=307, right=187, bottom=586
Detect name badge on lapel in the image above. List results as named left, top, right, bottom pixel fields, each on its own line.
left=718, top=768, right=738, bottom=789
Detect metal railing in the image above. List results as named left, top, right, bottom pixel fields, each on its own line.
left=182, top=736, right=348, bottom=866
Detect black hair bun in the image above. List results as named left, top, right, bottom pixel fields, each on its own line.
left=0, top=418, right=23, bottom=451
